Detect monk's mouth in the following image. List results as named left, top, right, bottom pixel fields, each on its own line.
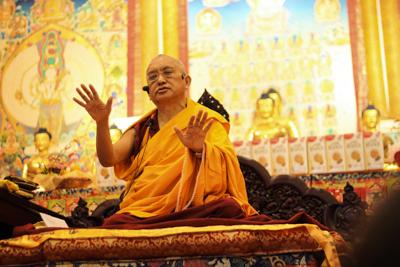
left=157, top=87, right=169, bottom=93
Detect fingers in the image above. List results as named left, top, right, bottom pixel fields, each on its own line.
left=200, top=112, right=208, bottom=126
left=163, top=111, right=214, bottom=133
left=194, top=110, right=203, bottom=126
left=203, top=119, right=214, bottom=134
left=194, top=111, right=208, bottom=127
left=188, top=115, right=195, bottom=128
left=75, top=84, right=105, bottom=104
left=190, top=111, right=208, bottom=126
left=76, top=87, right=90, bottom=103
left=188, top=111, right=211, bottom=130
left=106, top=96, right=113, bottom=110
left=80, top=84, right=94, bottom=100
left=73, top=97, right=86, bottom=107
left=88, top=84, right=99, bottom=99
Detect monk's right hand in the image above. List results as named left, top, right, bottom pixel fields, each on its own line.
left=73, top=84, right=112, bottom=123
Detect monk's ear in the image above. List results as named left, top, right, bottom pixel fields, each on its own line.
left=184, top=74, right=191, bottom=89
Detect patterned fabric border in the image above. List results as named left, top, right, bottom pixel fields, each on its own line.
left=0, top=224, right=341, bottom=266
left=43, top=253, right=321, bottom=267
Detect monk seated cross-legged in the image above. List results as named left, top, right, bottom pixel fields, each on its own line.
left=2, top=55, right=345, bottom=266
left=12, top=54, right=325, bottom=231
left=73, top=54, right=260, bottom=227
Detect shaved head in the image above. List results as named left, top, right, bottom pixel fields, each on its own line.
left=147, top=54, right=186, bottom=75
left=145, top=54, right=191, bottom=108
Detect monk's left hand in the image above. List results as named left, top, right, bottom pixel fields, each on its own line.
left=174, top=110, right=213, bottom=153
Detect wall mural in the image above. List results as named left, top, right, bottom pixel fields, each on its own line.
left=0, top=0, right=127, bottom=179
left=188, top=0, right=357, bottom=140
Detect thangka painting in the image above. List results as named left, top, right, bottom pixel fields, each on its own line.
left=0, top=0, right=127, bottom=178
left=188, top=0, right=357, bottom=140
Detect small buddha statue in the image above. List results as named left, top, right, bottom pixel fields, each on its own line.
left=246, top=92, right=298, bottom=141
left=264, top=88, right=280, bottom=117
left=263, top=88, right=298, bottom=136
left=22, top=128, right=93, bottom=191
left=361, top=104, right=380, bottom=132
left=22, top=128, right=52, bottom=180
left=361, top=105, right=399, bottom=167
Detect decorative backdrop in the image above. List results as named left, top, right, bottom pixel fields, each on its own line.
left=0, top=0, right=127, bottom=178
left=188, top=0, right=357, bottom=140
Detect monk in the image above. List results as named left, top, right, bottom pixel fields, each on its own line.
left=6, top=55, right=331, bottom=259
left=73, top=54, right=257, bottom=227
left=2, top=55, right=340, bottom=267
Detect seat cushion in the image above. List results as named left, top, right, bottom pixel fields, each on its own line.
left=0, top=224, right=344, bottom=266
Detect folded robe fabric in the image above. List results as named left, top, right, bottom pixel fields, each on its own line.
left=114, top=99, right=257, bottom=217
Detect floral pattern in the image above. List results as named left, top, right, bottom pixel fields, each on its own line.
left=0, top=224, right=342, bottom=266
left=44, top=254, right=320, bottom=267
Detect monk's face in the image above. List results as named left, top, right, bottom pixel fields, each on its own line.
left=146, top=55, right=191, bottom=105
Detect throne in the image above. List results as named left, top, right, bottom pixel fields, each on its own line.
left=0, top=90, right=365, bottom=265
left=0, top=153, right=365, bottom=265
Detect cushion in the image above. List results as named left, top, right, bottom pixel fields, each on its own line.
left=0, top=224, right=343, bottom=266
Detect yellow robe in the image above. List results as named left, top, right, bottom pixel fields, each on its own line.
left=114, top=99, right=257, bottom=218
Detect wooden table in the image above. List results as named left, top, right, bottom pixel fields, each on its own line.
left=0, top=189, right=66, bottom=227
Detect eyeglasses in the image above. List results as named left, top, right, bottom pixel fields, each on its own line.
left=147, top=67, right=178, bottom=85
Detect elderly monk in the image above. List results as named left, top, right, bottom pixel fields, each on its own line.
left=73, top=54, right=257, bottom=226
left=7, top=55, right=331, bottom=254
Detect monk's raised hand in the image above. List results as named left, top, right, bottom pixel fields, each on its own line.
left=73, top=84, right=112, bottom=123
left=174, top=110, right=213, bottom=153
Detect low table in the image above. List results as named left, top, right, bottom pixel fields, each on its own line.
left=0, top=188, right=66, bottom=227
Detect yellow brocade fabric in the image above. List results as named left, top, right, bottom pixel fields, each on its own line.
left=114, top=99, right=257, bottom=217
left=0, top=224, right=341, bottom=267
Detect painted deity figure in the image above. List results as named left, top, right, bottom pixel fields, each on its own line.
left=246, top=0, right=289, bottom=35
left=30, top=0, right=74, bottom=28
left=314, top=0, right=341, bottom=23
left=0, top=0, right=16, bottom=28
left=30, top=30, right=72, bottom=144
left=7, top=10, right=28, bottom=39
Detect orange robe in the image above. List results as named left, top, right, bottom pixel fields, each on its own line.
left=114, top=99, right=257, bottom=218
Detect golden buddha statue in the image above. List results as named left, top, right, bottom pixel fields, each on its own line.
left=265, top=88, right=299, bottom=137
left=246, top=91, right=298, bottom=142
left=22, top=128, right=52, bottom=180
left=362, top=105, right=398, bottom=168
left=362, top=105, right=380, bottom=132
left=265, top=88, right=282, bottom=117
left=23, top=128, right=93, bottom=190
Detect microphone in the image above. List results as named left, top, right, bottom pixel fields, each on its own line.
left=146, top=118, right=157, bottom=132
left=143, top=85, right=149, bottom=93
